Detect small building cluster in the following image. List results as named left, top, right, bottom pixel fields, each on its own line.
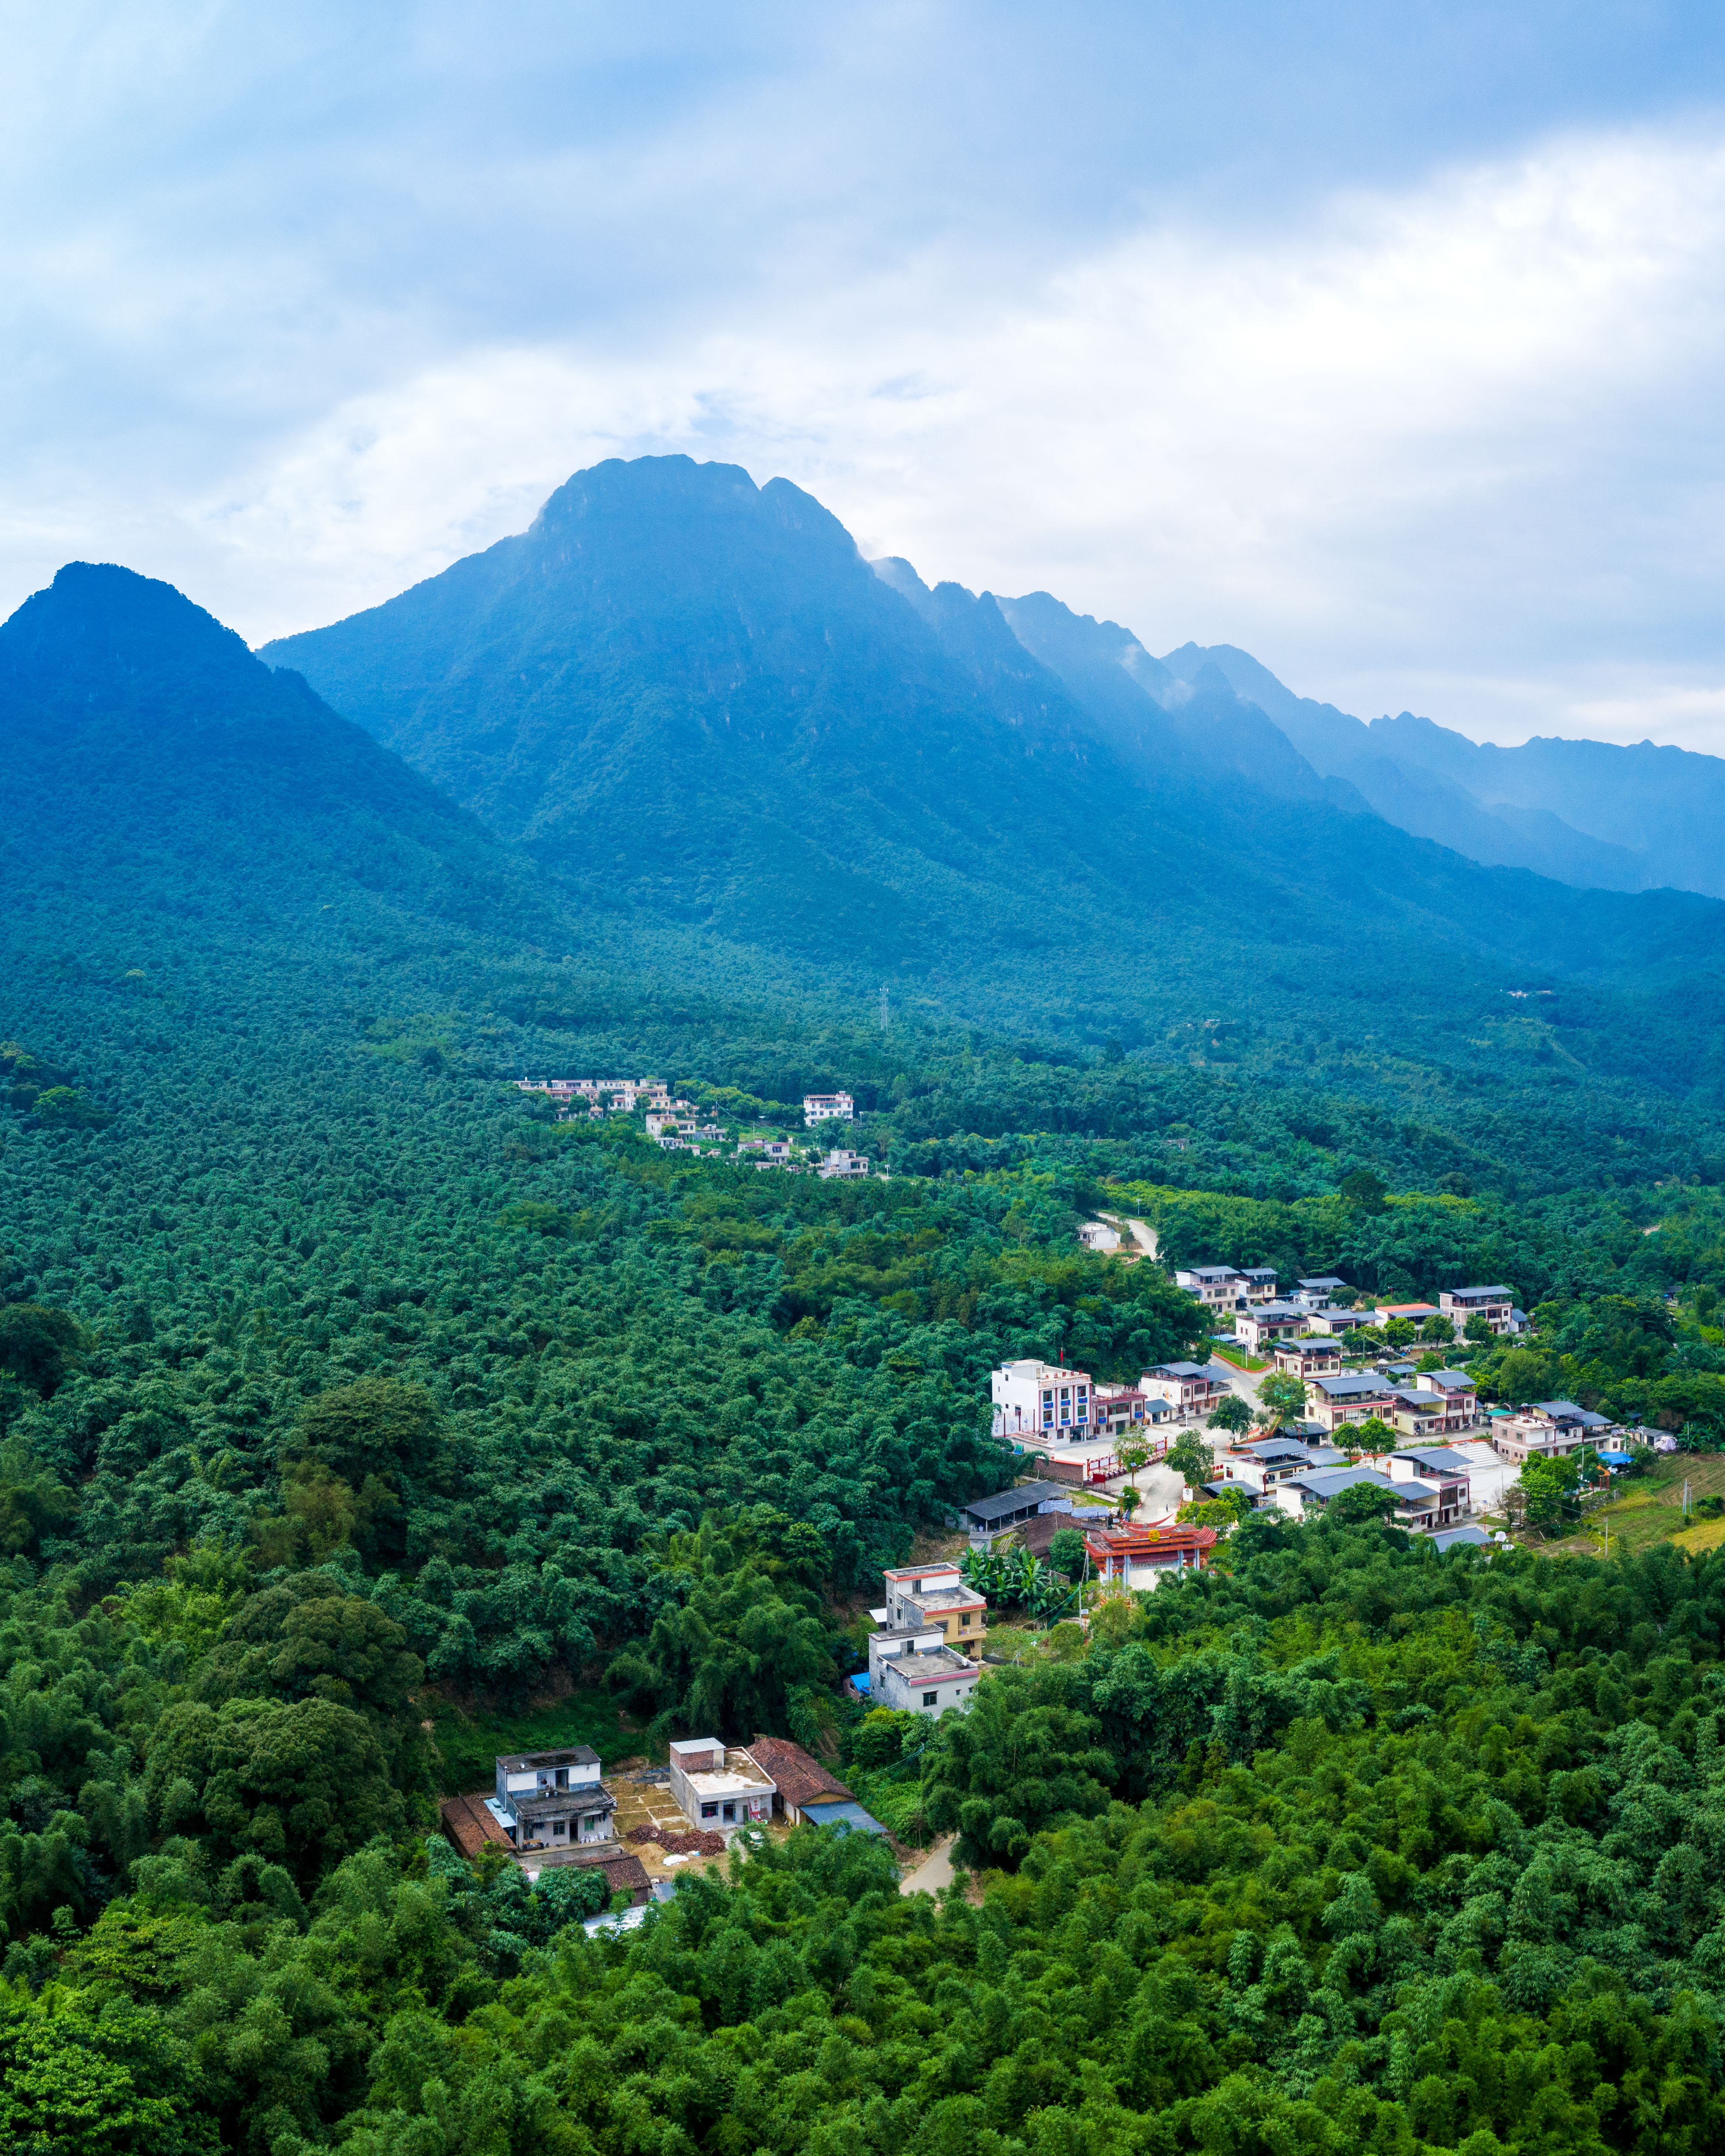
left=512, top=1077, right=876, bottom=1176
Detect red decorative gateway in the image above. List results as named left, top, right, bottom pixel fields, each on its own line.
left=1082, top=1522, right=1218, bottom=1588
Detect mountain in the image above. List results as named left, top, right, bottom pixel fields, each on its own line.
left=1158, top=642, right=1725, bottom=899
left=262, top=455, right=1725, bottom=1068
left=0, top=561, right=555, bottom=956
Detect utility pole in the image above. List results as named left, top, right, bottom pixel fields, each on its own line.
left=879, top=983, right=889, bottom=1035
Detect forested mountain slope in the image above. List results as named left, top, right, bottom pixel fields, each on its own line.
left=264, top=456, right=1725, bottom=1069
left=1160, top=639, right=1725, bottom=900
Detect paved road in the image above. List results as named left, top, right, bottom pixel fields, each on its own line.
left=900, top=1835, right=958, bottom=1895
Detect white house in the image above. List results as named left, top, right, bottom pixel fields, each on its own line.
left=1078, top=1220, right=1122, bottom=1251
left=666, top=1739, right=777, bottom=1830
left=1303, top=1371, right=1400, bottom=1434
left=1141, top=1362, right=1229, bottom=1415
left=803, top=1092, right=855, bottom=1127
left=1235, top=1301, right=1309, bottom=1351
left=991, top=1358, right=1094, bottom=1439
left=1176, top=1266, right=1248, bottom=1314
left=1439, top=1285, right=1524, bottom=1336
left=1293, top=1276, right=1351, bottom=1310
left=877, top=1562, right=989, bottom=1646
left=818, top=1149, right=869, bottom=1179
left=487, top=1747, right=617, bottom=1852
left=867, top=1624, right=979, bottom=1715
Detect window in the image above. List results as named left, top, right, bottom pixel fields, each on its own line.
left=701, top=1803, right=718, bottom=1819
left=923, top=1692, right=938, bottom=1707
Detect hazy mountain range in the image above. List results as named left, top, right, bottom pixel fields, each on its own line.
left=3, top=454, right=1719, bottom=1120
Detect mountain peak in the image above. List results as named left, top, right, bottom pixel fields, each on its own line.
left=1, top=561, right=258, bottom=692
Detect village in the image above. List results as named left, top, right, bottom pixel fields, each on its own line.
left=468, top=1076, right=1676, bottom=1917
left=514, top=1075, right=873, bottom=1178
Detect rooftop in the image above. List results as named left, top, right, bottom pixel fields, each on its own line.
left=746, top=1735, right=852, bottom=1811
left=1449, top=1284, right=1513, bottom=1299
left=1309, top=1373, right=1394, bottom=1398
left=1392, top=1445, right=1474, bottom=1471
left=890, top=1650, right=978, bottom=1683
left=497, top=1746, right=600, bottom=1772
left=962, top=1481, right=1068, bottom=1521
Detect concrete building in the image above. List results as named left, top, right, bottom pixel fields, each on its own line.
left=1439, top=1285, right=1524, bottom=1336
left=1078, top=1220, right=1122, bottom=1251
left=1141, top=1362, right=1230, bottom=1415
left=990, top=1358, right=1094, bottom=1439
left=667, top=1739, right=777, bottom=1830
left=878, top=1562, right=988, bottom=1646
left=867, top=1624, right=980, bottom=1715
left=487, top=1747, right=617, bottom=1852
left=1293, top=1276, right=1351, bottom=1309
left=803, top=1092, right=855, bottom=1127
left=1176, top=1266, right=1248, bottom=1315
left=1272, top=1337, right=1343, bottom=1378
left=1236, top=1301, right=1309, bottom=1351
left=818, top=1149, right=869, bottom=1179
left=1303, top=1371, right=1400, bottom=1434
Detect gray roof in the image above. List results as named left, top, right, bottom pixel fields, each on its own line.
left=1450, top=1284, right=1513, bottom=1299
left=498, top=1746, right=600, bottom=1772
left=1425, top=1370, right=1474, bottom=1388
left=1290, top=1465, right=1396, bottom=1500
left=1241, top=1437, right=1316, bottom=1463
left=963, top=1480, right=1068, bottom=1522
left=1239, top=1267, right=1278, bottom=1282
left=1152, top=1362, right=1217, bottom=1379
left=1392, top=1445, right=1473, bottom=1471
left=1298, top=1276, right=1349, bottom=1289
left=1429, top=1524, right=1490, bottom=1552
left=1309, top=1373, right=1395, bottom=1399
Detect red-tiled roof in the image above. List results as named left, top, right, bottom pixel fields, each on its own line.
left=746, top=1735, right=852, bottom=1810
left=439, top=1793, right=511, bottom=1856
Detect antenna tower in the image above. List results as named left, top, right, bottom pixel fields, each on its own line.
left=879, top=982, right=890, bottom=1034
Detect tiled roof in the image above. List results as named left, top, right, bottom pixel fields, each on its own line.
left=746, top=1735, right=853, bottom=1811
left=439, top=1793, right=512, bottom=1857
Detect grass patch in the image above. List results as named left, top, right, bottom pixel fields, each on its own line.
left=1548, top=1453, right=1725, bottom=1558
left=428, top=1687, right=644, bottom=1795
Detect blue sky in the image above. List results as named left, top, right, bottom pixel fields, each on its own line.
left=6, top=3, right=1725, bottom=747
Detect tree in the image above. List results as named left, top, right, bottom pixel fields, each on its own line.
left=1326, top=1480, right=1398, bottom=1525
left=0, top=1303, right=82, bottom=1396
left=0, top=1992, right=215, bottom=2156
left=1347, top=1416, right=1397, bottom=1451
left=1420, top=1314, right=1456, bottom=1343
left=1465, top=1313, right=1496, bottom=1345
left=1383, top=1317, right=1418, bottom=1347
left=0, top=1438, right=78, bottom=1554
left=922, top=1663, right=1113, bottom=1868
left=1517, top=1452, right=1583, bottom=1535
left=1256, top=1373, right=1307, bottom=1426
left=1119, top=1485, right=1143, bottom=1520
left=1207, top=1394, right=1253, bottom=1435
left=289, top=1375, right=441, bottom=1485
left=1178, top=1491, right=1253, bottom=1528
left=141, top=1695, right=405, bottom=1887
left=1047, top=1527, right=1089, bottom=1578
left=1117, top=1435, right=1151, bottom=1477
left=192, top=1578, right=430, bottom=1790
left=1166, top=1432, right=1213, bottom=1484
left=1340, top=1170, right=1388, bottom=1214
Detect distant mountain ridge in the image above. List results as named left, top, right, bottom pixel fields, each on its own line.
left=1152, top=642, right=1724, bottom=898
left=261, top=454, right=1725, bottom=1072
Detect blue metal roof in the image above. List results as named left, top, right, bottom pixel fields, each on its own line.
left=801, top=1800, right=889, bottom=1835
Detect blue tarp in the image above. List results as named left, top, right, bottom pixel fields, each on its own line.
left=1599, top=1450, right=1636, bottom=1466
left=849, top=1672, right=871, bottom=1693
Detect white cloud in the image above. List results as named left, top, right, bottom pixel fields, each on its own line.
left=9, top=85, right=1725, bottom=756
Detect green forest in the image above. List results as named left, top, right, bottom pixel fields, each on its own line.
left=6, top=554, right=1725, bottom=2152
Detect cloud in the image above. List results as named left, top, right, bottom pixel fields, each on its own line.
left=172, top=123, right=1725, bottom=754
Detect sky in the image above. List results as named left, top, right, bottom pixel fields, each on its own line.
left=6, top=2, right=1725, bottom=749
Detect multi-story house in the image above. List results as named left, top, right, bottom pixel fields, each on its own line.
left=990, top=1358, right=1094, bottom=1439
left=803, top=1092, right=854, bottom=1127
left=818, top=1149, right=869, bottom=1179
left=867, top=1626, right=980, bottom=1715
left=1438, top=1285, right=1524, bottom=1336
left=1176, top=1266, right=1248, bottom=1315
left=486, top=1747, right=617, bottom=1852
left=876, top=1562, right=988, bottom=1648
left=1293, top=1276, right=1351, bottom=1310
left=1303, top=1370, right=1400, bottom=1434
left=1235, top=1301, right=1309, bottom=1351
left=1272, top=1337, right=1343, bottom=1378
left=1141, top=1362, right=1229, bottom=1416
